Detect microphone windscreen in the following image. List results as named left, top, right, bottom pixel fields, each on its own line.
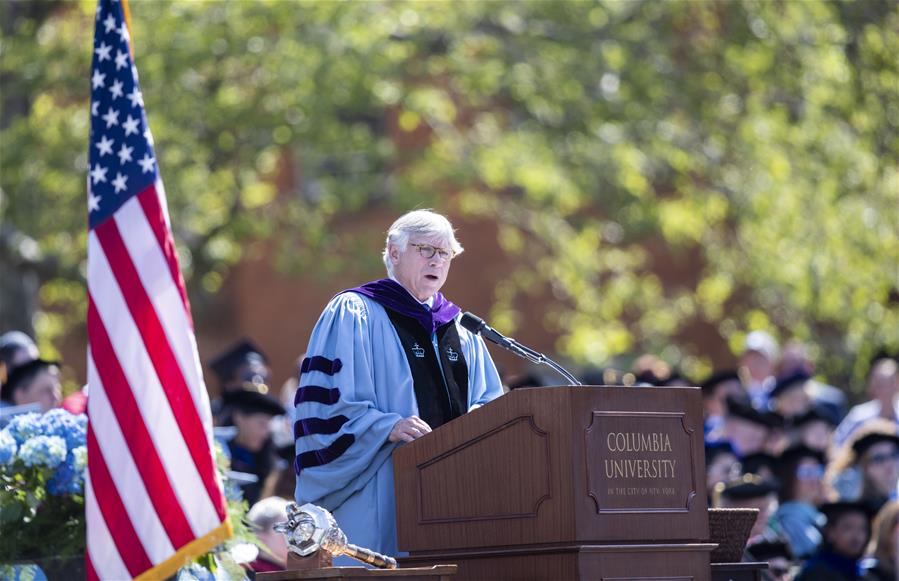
left=460, top=312, right=485, bottom=334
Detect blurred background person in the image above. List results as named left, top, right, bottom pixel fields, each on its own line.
left=833, top=358, right=898, bottom=449
left=701, top=370, right=744, bottom=440
left=225, top=387, right=286, bottom=505
left=769, top=444, right=827, bottom=559
left=745, top=539, right=795, bottom=581
left=790, top=404, right=840, bottom=455
left=0, top=330, right=39, bottom=381
left=861, top=500, right=898, bottom=581
left=705, top=441, right=741, bottom=501
left=0, top=358, right=61, bottom=413
left=827, top=421, right=899, bottom=514
left=724, top=397, right=775, bottom=457
left=795, top=501, right=873, bottom=581
left=209, top=339, right=272, bottom=425
left=739, top=331, right=779, bottom=409
left=246, top=496, right=291, bottom=576
left=714, top=474, right=780, bottom=545
left=768, top=372, right=813, bottom=420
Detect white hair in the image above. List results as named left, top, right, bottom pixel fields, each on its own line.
left=247, top=496, right=291, bottom=533
left=382, top=209, right=464, bottom=277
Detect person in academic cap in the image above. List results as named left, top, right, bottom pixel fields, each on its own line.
left=209, top=339, right=272, bottom=425
left=792, top=403, right=840, bottom=454
left=705, top=440, right=740, bottom=500
left=714, top=474, right=781, bottom=543
left=741, top=451, right=778, bottom=482
left=769, top=444, right=827, bottom=559
left=0, top=359, right=61, bottom=413
left=225, top=387, right=286, bottom=505
left=724, top=397, right=775, bottom=457
left=702, top=370, right=745, bottom=441
left=745, top=539, right=795, bottom=581
left=293, top=210, right=503, bottom=560
left=795, top=501, right=875, bottom=581
left=834, top=358, right=898, bottom=449
left=0, top=331, right=39, bottom=385
left=827, top=421, right=899, bottom=514
left=769, top=371, right=813, bottom=419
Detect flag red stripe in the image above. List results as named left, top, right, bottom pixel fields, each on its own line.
left=95, top=217, right=227, bottom=520
left=87, top=297, right=197, bottom=547
left=85, top=551, right=98, bottom=581
left=86, top=426, right=154, bottom=576
left=137, top=184, right=194, bottom=327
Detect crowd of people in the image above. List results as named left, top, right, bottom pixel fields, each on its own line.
left=1, top=297, right=897, bottom=579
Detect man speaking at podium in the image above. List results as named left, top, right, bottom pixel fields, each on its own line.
left=293, top=209, right=504, bottom=559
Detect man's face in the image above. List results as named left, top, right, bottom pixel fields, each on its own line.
left=390, top=236, right=453, bottom=302
left=233, top=411, right=273, bottom=452
left=861, top=441, right=899, bottom=497
left=14, top=369, right=61, bottom=412
left=867, top=371, right=898, bottom=404
left=826, top=512, right=870, bottom=559
left=740, top=350, right=773, bottom=382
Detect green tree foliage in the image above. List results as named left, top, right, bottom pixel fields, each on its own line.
left=1, top=0, right=896, bottom=387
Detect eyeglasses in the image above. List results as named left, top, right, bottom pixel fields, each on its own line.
left=867, top=450, right=899, bottom=465
left=795, top=464, right=824, bottom=480
left=409, top=243, right=454, bottom=261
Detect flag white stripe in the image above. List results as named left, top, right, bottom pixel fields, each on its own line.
left=115, top=195, right=213, bottom=427
left=88, top=353, right=176, bottom=564
left=88, top=231, right=220, bottom=536
left=85, top=471, right=132, bottom=581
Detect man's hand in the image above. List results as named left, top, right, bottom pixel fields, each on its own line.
left=388, top=416, right=432, bottom=443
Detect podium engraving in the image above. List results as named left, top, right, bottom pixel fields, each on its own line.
left=585, top=411, right=698, bottom=514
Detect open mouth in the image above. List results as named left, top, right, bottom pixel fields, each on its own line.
left=425, top=274, right=439, bottom=281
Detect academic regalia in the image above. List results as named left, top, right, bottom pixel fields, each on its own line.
left=293, top=279, right=504, bottom=559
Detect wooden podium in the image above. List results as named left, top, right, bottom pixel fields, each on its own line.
left=393, top=386, right=715, bottom=580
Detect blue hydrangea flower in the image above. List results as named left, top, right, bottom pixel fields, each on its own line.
left=3, top=412, right=43, bottom=446
left=18, top=435, right=67, bottom=468
left=47, top=445, right=87, bottom=496
left=40, top=409, right=87, bottom=450
left=0, top=429, right=17, bottom=465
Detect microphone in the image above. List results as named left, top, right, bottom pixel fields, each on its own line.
left=460, top=311, right=582, bottom=386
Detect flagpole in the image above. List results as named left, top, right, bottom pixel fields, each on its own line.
left=120, top=0, right=134, bottom=56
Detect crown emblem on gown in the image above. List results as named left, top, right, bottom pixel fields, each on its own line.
left=446, top=347, right=459, bottom=362
left=411, top=343, right=426, bottom=358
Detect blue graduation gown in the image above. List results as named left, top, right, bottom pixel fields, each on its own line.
left=293, top=291, right=504, bottom=558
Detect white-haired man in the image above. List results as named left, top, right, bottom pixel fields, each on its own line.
left=293, top=209, right=503, bottom=560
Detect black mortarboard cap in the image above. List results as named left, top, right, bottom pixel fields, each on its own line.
left=792, top=404, right=841, bottom=428
left=705, top=440, right=738, bottom=465
left=769, top=371, right=811, bottom=400
left=223, top=388, right=285, bottom=417
left=209, top=339, right=268, bottom=382
left=778, top=443, right=826, bottom=466
left=746, top=539, right=793, bottom=561
left=851, top=431, right=899, bottom=457
left=819, top=500, right=877, bottom=524
left=727, top=397, right=777, bottom=428
left=717, top=474, right=780, bottom=500
left=740, top=452, right=778, bottom=476
left=701, top=370, right=741, bottom=395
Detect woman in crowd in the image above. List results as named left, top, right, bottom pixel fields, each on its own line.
left=826, top=420, right=899, bottom=513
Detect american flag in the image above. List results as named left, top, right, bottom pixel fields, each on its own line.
left=86, top=1, right=231, bottom=579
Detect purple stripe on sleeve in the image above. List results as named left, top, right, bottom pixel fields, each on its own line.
left=300, top=356, right=343, bottom=376
left=294, top=386, right=341, bottom=406
left=294, top=415, right=349, bottom=438
left=294, top=434, right=356, bottom=472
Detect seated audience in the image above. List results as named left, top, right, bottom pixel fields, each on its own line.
left=768, top=372, right=813, bottom=419
left=791, top=404, right=840, bottom=455
left=724, top=397, right=776, bottom=457
left=705, top=441, right=741, bottom=500
left=209, top=339, right=272, bottom=425
left=0, top=330, right=39, bottom=381
left=827, top=421, right=899, bottom=514
left=701, top=370, right=744, bottom=439
left=745, top=539, right=795, bottom=581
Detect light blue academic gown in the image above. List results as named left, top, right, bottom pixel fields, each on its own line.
left=294, top=291, right=504, bottom=559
